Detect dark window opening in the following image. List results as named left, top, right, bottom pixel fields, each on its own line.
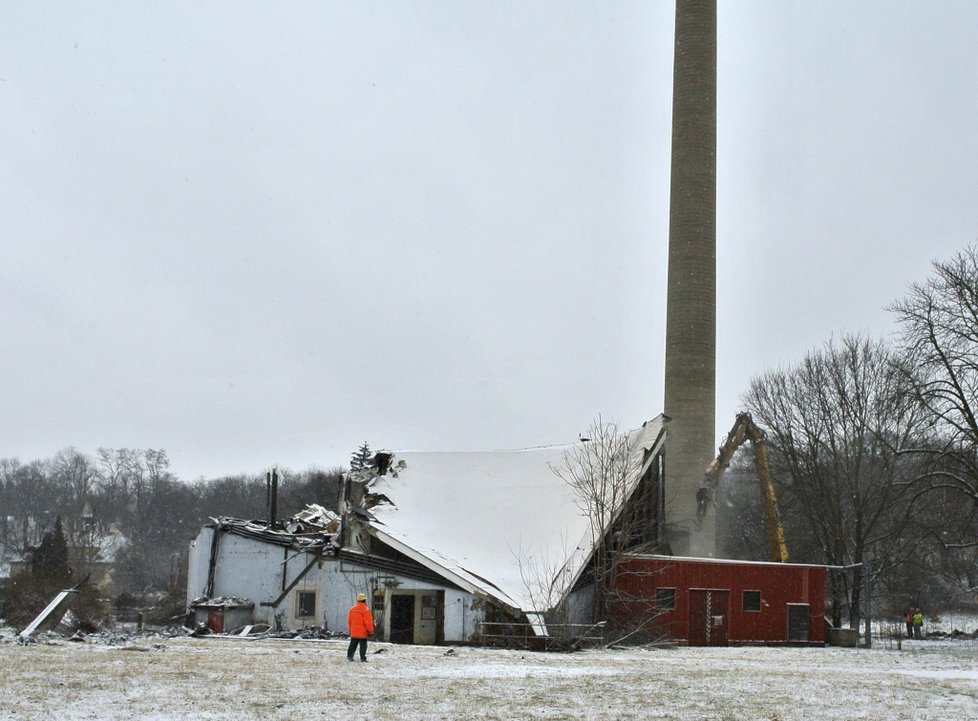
left=296, top=590, right=316, bottom=617
left=743, top=590, right=761, bottom=612
left=655, top=587, right=676, bottom=610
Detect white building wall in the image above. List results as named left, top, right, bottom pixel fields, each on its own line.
left=187, top=527, right=486, bottom=642
left=186, top=527, right=328, bottom=628
left=186, top=527, right=213, bottom=605
left=215, top=535, right=294, bottom=623
left=318, top=558, right=373, bottom=633
left=316, top=561, right=482, bottom=643
left=444, top=588, right=485, bottom=641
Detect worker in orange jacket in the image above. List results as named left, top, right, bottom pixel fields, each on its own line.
left=347, top=593, right=375, bottom=662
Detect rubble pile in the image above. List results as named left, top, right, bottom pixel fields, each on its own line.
left=925, top=628, right=978, bottom=640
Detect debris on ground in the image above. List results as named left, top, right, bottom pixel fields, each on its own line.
left=3, top=624, right=193, bottom=647
left=263, top=626, right=343, bottom=640
left=926, top=628, right=978, bottom=639
left=17, top=577, right=89, bottom=639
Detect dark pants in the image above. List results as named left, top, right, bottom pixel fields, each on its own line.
left=347, top=637, right=367, bottom=660
left=906, top=622, right=913, bottom=638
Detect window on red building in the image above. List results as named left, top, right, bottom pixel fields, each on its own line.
left=655, top=587, right=676, bottom=610
left=743, top=590, right=761, bottom=612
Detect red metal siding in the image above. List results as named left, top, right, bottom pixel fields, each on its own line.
left=613, top=557, right=826, bottom=645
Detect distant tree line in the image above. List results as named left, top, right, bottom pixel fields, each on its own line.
left=719, top=245, right=978, bottom=624
left=0, top=447, right=343, bottom=624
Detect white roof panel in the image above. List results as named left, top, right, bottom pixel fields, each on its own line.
left=365, top=416, right=666, bottom=615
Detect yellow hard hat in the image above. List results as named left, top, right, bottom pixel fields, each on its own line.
left=357, top=593, right=367, bottom=601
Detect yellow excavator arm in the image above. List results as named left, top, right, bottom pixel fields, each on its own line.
left=696, top=412, right=789, bottom=563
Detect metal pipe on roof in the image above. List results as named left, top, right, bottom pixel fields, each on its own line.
left=269, top=467, right=279, bottom=527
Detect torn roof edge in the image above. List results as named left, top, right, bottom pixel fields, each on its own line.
left=550, top=418, right=668, bottom=596
left=368, top=526, right=522, bottom=614
left=208, top=516, right=338, bottom=551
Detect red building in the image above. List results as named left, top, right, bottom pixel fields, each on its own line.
left=613, top=555, right=827, bottom=646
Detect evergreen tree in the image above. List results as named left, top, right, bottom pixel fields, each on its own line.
left=30, top=516, right=72, bottom=583
left=350, top=442, right=373, bottom=473
left=6, top=516, right=74, bottom=627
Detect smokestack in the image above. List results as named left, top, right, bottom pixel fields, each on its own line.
left=663, top=0, right=717, bottom=557
left=268, top=467, right=279, bottom=527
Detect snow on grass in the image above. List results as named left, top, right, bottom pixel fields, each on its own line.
left=925, top=611, right=978, bottom=634
left=1, top=635, right=976, bottom=720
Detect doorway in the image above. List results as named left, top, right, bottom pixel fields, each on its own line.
left=390, top=594, right=415, bottom=644
left=688, top=589, right=729, bottom=646
left=787, top=603, right=810, bottom=642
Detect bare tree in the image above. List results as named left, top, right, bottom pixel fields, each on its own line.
left=548, top=416, right=664, bottom=636
left=47, top=448, right=102, bottom=553
left=890, top=245, right=978, bottom=546
left=512, top=534, right=580, bottom=630
left=550, top=418, right=634, bottom=623
left=1, top=446, right=343, bottom=604
left=95, top=447, right=145, bottom=520
left=743, top=334, right=929, bottom=628
left=1, top=458, right=56, bottom=553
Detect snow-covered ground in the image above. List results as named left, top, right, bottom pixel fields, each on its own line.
left=909, top=611, right=977, bottom=635
left=1, top=634, right=976, bottom=720
left=869, top=610, right=978, bottom=642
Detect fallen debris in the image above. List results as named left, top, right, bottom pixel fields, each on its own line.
left=18, top=576, right=89, bottom=640
left=284, top=504, right=341, bottom=534
left=925, top=628, right=978, bottom=640
left=263, top=626, right=339, bottom=641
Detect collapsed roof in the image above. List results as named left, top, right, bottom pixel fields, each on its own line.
left=359, top=416, right=667, bottom=620
left=204, top=503, right=341, bottom=554
left=199, top=420, right=667, bottom=633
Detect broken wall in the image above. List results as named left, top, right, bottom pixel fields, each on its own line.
left=186, top=526, right=486, bottom=642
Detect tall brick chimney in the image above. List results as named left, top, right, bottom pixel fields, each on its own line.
left=663, top=0, right=717, bottom=557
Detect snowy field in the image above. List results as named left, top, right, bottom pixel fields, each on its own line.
left=1, top=634, right=976, bottom=720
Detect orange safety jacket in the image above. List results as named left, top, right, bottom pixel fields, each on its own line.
left=348, top=600, right=375, bottom=638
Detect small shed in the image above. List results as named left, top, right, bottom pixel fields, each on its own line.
left=612, top=555, right=827, bottom=646
left=189, top=596, right=255, bottom=634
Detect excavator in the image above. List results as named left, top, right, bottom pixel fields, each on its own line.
left=695, top=412, right=790, bottom=563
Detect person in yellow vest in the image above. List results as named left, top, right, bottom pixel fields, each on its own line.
left=912, top=609, right=924, bottom=639
left=347, top=593, right=375, bottom=662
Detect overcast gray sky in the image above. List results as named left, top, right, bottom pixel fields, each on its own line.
left=3, top=1, right=977, bottom=480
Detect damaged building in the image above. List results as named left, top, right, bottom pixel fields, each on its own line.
left=187, top=412, right=832, bottom=647
left=186, top=417, right=668, bottom=644
left=186, top=502, right=507, bottom=643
